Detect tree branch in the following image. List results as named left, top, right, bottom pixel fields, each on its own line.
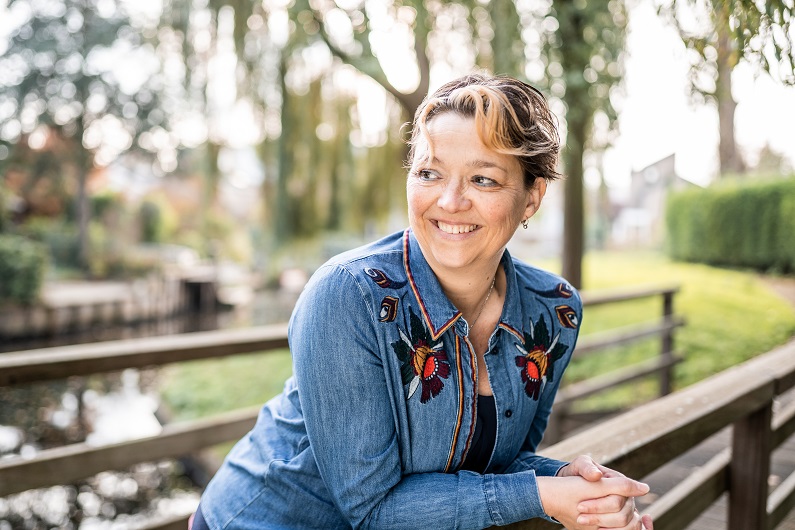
left=311, top=8, right=423, bottom=116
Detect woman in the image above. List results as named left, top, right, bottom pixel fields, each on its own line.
left=192, top=74, right=654, bottom=529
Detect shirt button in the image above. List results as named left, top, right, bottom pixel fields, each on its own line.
left=504, top=409, right=513, bottom=418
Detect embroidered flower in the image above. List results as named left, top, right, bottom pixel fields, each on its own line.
left=514, top=315, right=569, bottom=400
left=391, top=307, right=450, bottom=403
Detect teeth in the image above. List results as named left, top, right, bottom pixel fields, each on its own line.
left=437, top=221, right=477, bottom=234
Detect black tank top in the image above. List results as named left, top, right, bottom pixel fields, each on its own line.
left=460, top=394, right=497, bottom=473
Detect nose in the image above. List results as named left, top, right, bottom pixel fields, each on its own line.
left=437, top=179, right=471, bottom=212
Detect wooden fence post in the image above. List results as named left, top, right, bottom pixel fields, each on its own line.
left=660, top=291, right=674, bottom=396
left=728, top=400, right=773, bottom=530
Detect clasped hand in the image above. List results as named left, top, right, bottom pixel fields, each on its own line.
left=538, top=455, right=653, bottom=530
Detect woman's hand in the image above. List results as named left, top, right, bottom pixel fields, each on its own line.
left=537, top=474, right=649, bottom=529
left=549, top=455, right=653, bottom=529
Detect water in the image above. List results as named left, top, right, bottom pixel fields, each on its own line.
left=0, top=289, right=300, bottom=530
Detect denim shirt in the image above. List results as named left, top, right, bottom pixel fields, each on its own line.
left=200, top=229, right=582, bottom=530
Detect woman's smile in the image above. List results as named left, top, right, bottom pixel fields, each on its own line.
left=434, top=221, right=480, bottom=235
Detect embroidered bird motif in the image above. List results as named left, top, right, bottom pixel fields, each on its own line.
left=514, top=316, right=569, bottom=400
left=365, top=267, right=407, bottom=289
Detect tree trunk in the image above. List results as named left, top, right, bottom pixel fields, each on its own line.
left=716, top=6, right=744, bottom=176
left=561, top=117, right=587, bottom=289
left=489, top=0, right=521, bottom=76
left=203, top=141, right=221, bottom=254
left=75, top=129, right=91, bottom=274
left=275, top=56, right=293, bottom=244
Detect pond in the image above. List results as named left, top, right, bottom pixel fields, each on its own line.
left=0, top=288, right=300, bottom=530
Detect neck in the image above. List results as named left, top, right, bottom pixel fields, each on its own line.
left=433, top=259, right=503, bottom=319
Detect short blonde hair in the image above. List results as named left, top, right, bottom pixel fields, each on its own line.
left=407, top=74, right=560, bottom=186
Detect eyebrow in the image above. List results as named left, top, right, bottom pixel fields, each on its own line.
left=429, top=156, right=508, bottom=174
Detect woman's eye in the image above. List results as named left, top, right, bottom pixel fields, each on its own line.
left=415, top=170, right=438, bottom=181
left=473, top=175, right=497, bottom=186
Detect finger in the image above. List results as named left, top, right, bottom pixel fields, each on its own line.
left=571, top=455, right=603, bottom=481
left=576, top=506, right=640, bottom=528
left=577, top=493, right=628, bottom=514
left=604, top=476, right=650, bottom=498
left=642, top=514, right=654, bottom=530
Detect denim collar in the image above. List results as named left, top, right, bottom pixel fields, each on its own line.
left=403, top=229, right=525, bottom=342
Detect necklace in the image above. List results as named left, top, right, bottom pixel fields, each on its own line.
left=469, top=275, right=497, bottom=331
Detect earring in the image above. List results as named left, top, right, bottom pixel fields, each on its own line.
left=522, top=219, right=529, bottom=229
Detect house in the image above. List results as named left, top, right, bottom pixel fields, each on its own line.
left=611, top=154, right=700, bottom=247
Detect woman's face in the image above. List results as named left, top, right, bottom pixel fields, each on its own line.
left=407, top=112, right=546, bottom=276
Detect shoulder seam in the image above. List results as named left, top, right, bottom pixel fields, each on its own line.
left=336, top=263, right=378, bottom=324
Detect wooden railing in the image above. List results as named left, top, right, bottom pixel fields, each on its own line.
left=547, top=284, right=683, bottom=441
left=517, top=337, right=795, bottom=530
left=0, top=284, right=686, bottom=529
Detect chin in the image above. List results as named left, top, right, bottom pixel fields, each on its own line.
left=428, top=249, right=478, bottom=272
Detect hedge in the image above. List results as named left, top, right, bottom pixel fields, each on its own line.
left=0, top=234, right=48, bottom=305
left=666, top=177, right=795, bottom=272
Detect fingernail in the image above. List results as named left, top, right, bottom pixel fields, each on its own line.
left=577, top=516, right=588, bottom=525
left=640, top=482, right=650, bottom=493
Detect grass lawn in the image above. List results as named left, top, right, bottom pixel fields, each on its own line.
left=535, top=251, right=795, bottom=411
left=158, top=250, right=795, bottom=425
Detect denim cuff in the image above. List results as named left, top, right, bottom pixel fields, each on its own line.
left=536, top=457, right=569, bottom=477
left=485, top=470, right=559, bottom=526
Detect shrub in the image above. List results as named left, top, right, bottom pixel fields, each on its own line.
left=140, top=200, right=163, bottom=243
left=666, top=177, right=795, bottom=272
left=139, top=196, right=178, bottom=244
left=22, top=217, right=82, bottom=270
left=0, top=234, right=48, bottom=305
left=0, top=183, right=8, bottom=233
left=92, top=191, right=124, bottom=220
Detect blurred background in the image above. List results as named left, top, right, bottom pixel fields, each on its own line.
left=1, top=0, right=795, bottom=528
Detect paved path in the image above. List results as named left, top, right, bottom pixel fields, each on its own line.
left=634, top=275, right=795, bottom=529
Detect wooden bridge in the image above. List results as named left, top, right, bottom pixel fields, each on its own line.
left=1, top=285, right=794, bottom=529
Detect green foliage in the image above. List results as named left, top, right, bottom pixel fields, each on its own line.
left=0, top=234, right=48, bottom=305
left=91, top=192, right=124, bottom=220
left=732, top=1, right=795, bottom=84
left=0, top=0, right=166, bottom=160
left=140, top=201, right=164, bottom=243
left=666, top=177, right=795, bottom=272
left=139, top=196, right=179, bottom=245
left=22, top=217, right=82, bottom=270
left=0, top=183, right=8, bottom=233
left=21, top=217, right=159, bottom=279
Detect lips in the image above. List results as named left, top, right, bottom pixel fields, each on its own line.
left=436, top=221, right=479, bottom=234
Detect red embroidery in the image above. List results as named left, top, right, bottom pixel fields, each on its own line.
left=514, top=316, right=569, bottom=400
left=392, top=307, right=450, bottom=403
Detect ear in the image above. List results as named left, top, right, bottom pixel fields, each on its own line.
left=523, top=178, right=547, bottom=220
